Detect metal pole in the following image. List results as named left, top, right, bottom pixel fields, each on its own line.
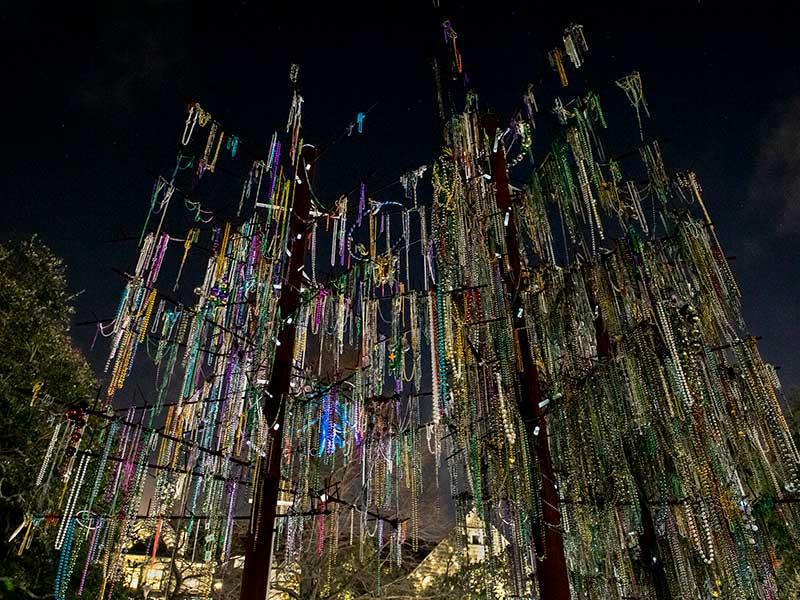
left=592, top=271, right=670, bottom=599
left=483, top=114, right=571, bottom=600
left=239, top=143, right=318, bottom=600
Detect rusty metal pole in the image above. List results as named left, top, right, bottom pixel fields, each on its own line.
left=483, top=114, right=571, bottom=600
left=240, top=143, right=317, bottom=600
left=591, top=276, right=670, bottom=600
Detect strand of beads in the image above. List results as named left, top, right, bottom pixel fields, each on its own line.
left=54, top=518, right=76, bottom=600
left=77, top=516, right=101, bottom=595
left=615, top=72, right=650, bottom=140
left=36, top=421, right=63, bottom=486
left=55, top=453, right=90, bottom=550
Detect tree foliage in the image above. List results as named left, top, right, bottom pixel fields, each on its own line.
left=0, top=237, right=97, bottom=599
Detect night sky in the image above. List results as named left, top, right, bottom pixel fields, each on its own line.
left=2, top=1, right=798, bottom=388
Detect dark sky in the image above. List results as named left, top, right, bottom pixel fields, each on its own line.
left=2, top=1, right=799, bottom=388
